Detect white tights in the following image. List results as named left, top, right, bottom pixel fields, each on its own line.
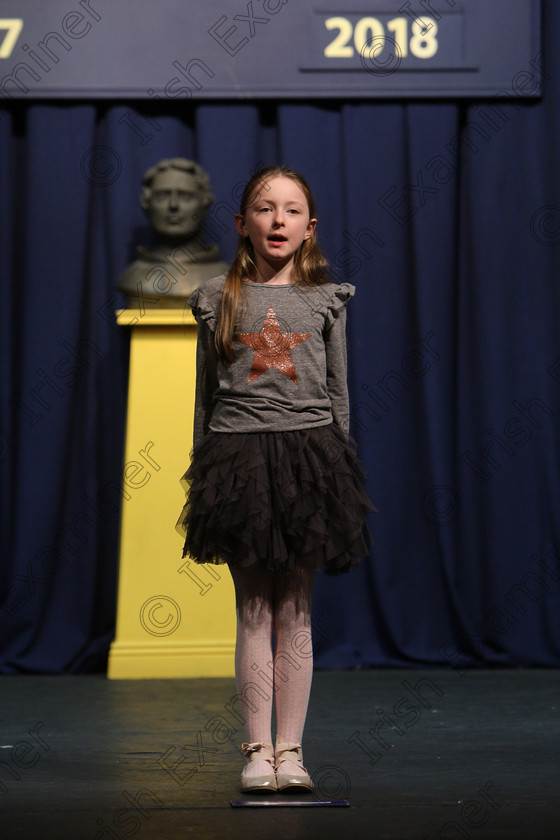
left=229, top=564, right=316, bottom=777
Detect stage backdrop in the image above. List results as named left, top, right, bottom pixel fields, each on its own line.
left=1, top=4, right=559, bottom=673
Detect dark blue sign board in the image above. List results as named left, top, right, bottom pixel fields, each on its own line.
left=0, top=0, right=542, bottom=100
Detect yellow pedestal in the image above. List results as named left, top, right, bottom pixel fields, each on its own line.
left=107, top=309, right=236, bottom=678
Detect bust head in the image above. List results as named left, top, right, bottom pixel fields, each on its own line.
left=117, top=158, right=228, bottom=307
left=140, top=158, right=215, bottom=240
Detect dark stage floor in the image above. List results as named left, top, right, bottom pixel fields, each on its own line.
left=1, top=669, right=559, bottom=839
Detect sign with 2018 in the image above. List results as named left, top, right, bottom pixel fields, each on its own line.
left=0, top=0, right=542, bottom=100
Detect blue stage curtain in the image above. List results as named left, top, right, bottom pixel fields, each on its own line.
left=1, top=5, right=559, bottom=673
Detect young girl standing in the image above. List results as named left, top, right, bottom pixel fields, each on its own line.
left=176, top=166, right=375, bottom=793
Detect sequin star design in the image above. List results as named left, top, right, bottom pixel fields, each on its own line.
left=236, top=306, right=311, bottom=383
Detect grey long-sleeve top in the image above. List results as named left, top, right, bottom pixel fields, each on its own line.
left=188, top=275, right=355, bottom=449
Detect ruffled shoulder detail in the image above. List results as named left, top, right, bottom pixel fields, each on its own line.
left=187, top=274, right=226, bottom=332
left=325, top=282, right=356, bottom=329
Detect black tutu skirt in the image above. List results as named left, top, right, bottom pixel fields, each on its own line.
left=175, top=423, right=377, bottom=576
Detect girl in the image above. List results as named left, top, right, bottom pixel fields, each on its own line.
left=176, top=166, right=375, bottom=794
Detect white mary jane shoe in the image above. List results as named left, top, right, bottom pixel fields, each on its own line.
left=240, top=742, right=278, bottom=793
left=274, top=741, right=314, bottom=793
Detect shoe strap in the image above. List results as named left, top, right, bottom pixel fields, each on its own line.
left=241, top=742, right=274, bottom=764
left=275, top=742, right=305, bottom=767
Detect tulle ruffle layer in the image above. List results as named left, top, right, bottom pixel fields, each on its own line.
left=176, top=423, right=376, bottom=575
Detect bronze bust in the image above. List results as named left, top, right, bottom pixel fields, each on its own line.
left=117, top=158, right=229, bottom=308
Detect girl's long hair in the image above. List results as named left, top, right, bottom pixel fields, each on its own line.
left=215, top=165, right=330, bottom=363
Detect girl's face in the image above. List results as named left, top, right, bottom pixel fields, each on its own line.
left=235, top=176, right=317, bottom=272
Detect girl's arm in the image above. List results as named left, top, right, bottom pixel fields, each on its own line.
left=324, top=305, right=351, bottom=435
left=193, top=318, right=219, bottom=449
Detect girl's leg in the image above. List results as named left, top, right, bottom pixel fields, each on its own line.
left=273, top=564, right=316, bottom=773
left=229, top=565, right=275, bottom=779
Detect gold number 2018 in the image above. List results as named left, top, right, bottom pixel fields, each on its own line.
left=324, top=15, right=438, bottom=60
